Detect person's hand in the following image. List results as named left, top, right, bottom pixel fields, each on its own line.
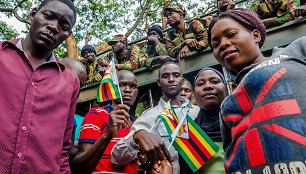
left=80, top=57, right=88, bottom=64
left=98, top=59, right=109, bottom=76
left=292, top=5, right=306, bottom=18
left=133, top=130, right=174, bottom=164
left=151, top=159, right=173, bottom=174
left=148, top=35, right=161, bottom=46
left=226, top=1, right=235, bottom=11
left=205, top=16, right=213, bottom=28
left=178, top=45, right=190, bottom=61
left=184, top=39, right=198, bottom=50
left=103, top=104, right=130, bottom=139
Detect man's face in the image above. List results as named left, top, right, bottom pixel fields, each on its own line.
left=180, top=80, right=192, bottom=101
left=83, top=50, right=96, bottom=63
left=115, top=72, right=138, bottom=107
left=157, top=64, right=183, bottom=98
left=111, top=41, right=125, bottom=53
left=29, top=1, right=75, bottom=51
left=148, top=30, right=161, bottom=41
left=166, top=11, right=183, bottom=27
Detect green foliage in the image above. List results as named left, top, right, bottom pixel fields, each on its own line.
left=0, top=21, right=19, bottom=40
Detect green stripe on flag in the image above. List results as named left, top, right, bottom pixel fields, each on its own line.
left=172, top=141, right=198, bottom=172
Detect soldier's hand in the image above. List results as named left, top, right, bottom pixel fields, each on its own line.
left=104, top=104, right=130, bottom=139
left=133, top=130, right=174, bottom=164
left=148, top=35, right=160, bottom=45
left=226, top=1, right=235, bottom=11
left=80, top=57, right=87, bottom=64
left=184, top=39, right=198, bottom=49
left=205, top=16, right=213, bottom=28
left=292, top=5, right=306, bottom=18
left=178, top=45, right=190, bottom=61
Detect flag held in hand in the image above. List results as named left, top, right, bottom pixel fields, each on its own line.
left=97, top=59, right=120, bottom=102
left=157, top=102, right=219, bottom=172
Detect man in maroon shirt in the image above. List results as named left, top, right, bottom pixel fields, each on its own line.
left=0, top=0, right=78, bottom=173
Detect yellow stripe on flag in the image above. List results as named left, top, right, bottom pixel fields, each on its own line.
left=99, top=85, right=103, bottom=101
left=103, top=74, right=112, bottom=81
left=189, top=123, right=216, bottom=155
left=174, top=137, right=201, bottom=169
left=163, top=116, right=175, bottom=132
left=162, top=116, right=201, bottom=169
left=109, top=83, right=116, bottom=97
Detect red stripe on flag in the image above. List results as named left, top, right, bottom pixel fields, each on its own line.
left=179, top=137, right=205, bottom=165
left=101, top=84, right=107, bottom=101
left=105, top=83, right=113, bottom=100
left=235, top=84, right=253, bottom=114
left=224, top=136, right=243, bottom=171
left=231, top=99, right=301, bottom=138
left=262, top=124, right=306, bottom=146
left=255, top=67, right=287, bottom=104
left=189, top=130, right=212, bottom=159
left=251, top=99, right=301, bottom=124
left=244, top=128, right=266, bottom=167
left=223, top=115, right=243, bottom=122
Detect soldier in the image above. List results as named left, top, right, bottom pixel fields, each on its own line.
left=80, top=45, right=102, bottom=84
left=249, top=0, right=300, bottom=28
left=139, top=25, right=171, bottom=69
left=106, top=34, right=142, bottom=71
left=164, top=6, right=209, bottom=60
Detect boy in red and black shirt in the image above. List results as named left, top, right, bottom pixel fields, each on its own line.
left=73, top=70, right=138, bottom=174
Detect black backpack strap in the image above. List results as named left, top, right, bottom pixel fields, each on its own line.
left=126, top=46, right=133, bottom=61
left=167, top=29, right=176, bottom=41
left=185, top=20, right=195, bottom=37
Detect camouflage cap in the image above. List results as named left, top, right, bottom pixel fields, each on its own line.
left=164, top=6, right=186, bottom=17
left=108, top=34, right=127, bottom=45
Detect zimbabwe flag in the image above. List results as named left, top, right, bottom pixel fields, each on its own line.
left=157, top=104, right=219, bottom=172
left=97, top=59, right=120, bottom=102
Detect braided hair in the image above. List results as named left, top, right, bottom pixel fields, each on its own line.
left=208, top=8, right=266, bottom=48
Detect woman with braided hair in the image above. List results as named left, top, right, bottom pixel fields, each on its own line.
left=208, top=8, right=306, bottom=174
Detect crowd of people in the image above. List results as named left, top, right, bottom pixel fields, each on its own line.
left=80, top=0, right=306, bottom=85
left=0, top=0, right=305, bottom=173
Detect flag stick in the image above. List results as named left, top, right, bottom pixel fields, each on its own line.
left=167, top=108, right=190, bottom=150
left=113, top=56, right=124, bottom=105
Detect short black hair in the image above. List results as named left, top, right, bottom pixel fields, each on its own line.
left=158, top=61, right=180, bottom=79
left=38, top=0, right=76, bottom=23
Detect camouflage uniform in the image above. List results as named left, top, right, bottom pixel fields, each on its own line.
left=250, top=0, right=300, bottom=26
left=139, top=42, right=168, bottom=68
left=105, top=45, right=142, bottom=71
left=164, top=6, right=209, bottom=58
left=85, top=58, right=102, bottom=84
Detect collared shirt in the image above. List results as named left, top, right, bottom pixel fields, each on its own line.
left=165, top=20, right=208, bottom=58
left=111, top=97, right=200, bottom=174
left=79, top=104, right=137, bottom=173
left=0, top=38, right=80, bottom=173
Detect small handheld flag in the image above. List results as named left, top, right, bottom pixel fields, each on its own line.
left=157, top=103, right=219, bottom=173
left=97, top=59, right=121, bottom=102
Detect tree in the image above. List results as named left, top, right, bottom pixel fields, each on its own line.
left=0, top=21, right=19, bottom=40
